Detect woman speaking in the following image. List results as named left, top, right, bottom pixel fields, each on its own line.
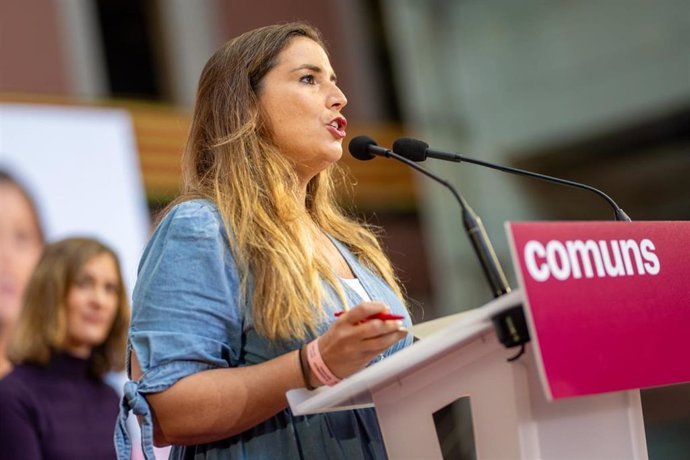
left=116, top=22, right=412, bottom=459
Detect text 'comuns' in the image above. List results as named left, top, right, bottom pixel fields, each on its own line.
left=523, top=239, right=660, bottom=282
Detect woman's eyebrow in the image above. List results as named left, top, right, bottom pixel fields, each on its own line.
left=290, top=64, right=338, bottom=82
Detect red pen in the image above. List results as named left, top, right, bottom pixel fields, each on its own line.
left=335, top=311, right=404, bottom=321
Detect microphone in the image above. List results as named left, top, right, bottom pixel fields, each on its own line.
left=392, top=137, right=632, bottom=222
left=349, top=135, right=390, bottom=161
left=349, top=136, right=529, bottom=351
left=349, top=136, right=511, bottom=299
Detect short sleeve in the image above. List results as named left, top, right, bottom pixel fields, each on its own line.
left=130, top=200, right=244, bottom=390
left=115, top=200, right=244, bottom=459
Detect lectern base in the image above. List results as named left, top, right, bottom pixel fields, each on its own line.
left=373, top=332, right=647, bottom=460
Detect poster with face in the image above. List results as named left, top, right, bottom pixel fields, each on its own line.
left=0, top=103, right=150, bottom=296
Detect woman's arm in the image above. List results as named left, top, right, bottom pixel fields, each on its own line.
left=132, top=301, right=406, bottom=446
left=131, top=348, right=302, bottom=446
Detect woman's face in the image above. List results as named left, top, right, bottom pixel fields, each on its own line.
left=63, top=252, right=120, bottom=358
left=0, top=184, right=43, bottom=325
left=258, top=36, right=348, bottom=184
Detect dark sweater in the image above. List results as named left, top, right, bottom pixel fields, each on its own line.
left=0, top=353, right=118, bottom=460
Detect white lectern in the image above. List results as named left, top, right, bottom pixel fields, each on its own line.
left=287, top=290, right=648, bottom=459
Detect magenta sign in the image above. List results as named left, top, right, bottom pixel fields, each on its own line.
left=506, top=221, right=690, bottom=400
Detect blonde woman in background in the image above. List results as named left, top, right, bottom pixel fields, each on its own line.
left=0, top=237, right=130, bottom=459
left=115, top=22, right=413, bottom=459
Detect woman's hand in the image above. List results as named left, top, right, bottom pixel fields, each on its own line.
left=317, top=301, right=408, bottom=381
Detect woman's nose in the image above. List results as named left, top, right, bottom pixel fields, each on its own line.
left=91, top=286, right=110, bottom=308
left=329, top=84, right=348, bottom=109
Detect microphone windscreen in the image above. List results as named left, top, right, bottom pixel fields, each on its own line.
left=393, top=137, right=428, bottom=162
left=348, top=136, right=377, bottom=161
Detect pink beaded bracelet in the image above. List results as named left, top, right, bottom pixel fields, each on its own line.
left=306, top=339, right=342, bottom=386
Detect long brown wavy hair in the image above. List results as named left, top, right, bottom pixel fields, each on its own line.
left=9, top=237, right=130, bottom=378
left=173, top=22, right=404, bottom=341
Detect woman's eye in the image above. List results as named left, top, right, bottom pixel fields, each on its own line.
left=300, top=74, right=316, bottom=85
left=75, top=278, right=90, bottom=288
left=105, top=283, right=119, bottom=296
left=74, top=274, right=98, bottom=289
left=13, top=230, right=37, bottom=248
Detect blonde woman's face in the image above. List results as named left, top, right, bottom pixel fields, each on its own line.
left=0, top=184, right=43, bottom=324
left=258, top=37, right=348, bottom=184
left=63, top=253, right=120, bottom=357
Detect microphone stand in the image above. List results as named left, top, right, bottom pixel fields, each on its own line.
left=379, top=149, right=530, bottom=354
left=391, top=137, right=639, bottom=355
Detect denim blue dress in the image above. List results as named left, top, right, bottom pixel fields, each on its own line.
left=114, top=200, right=413, bottom=459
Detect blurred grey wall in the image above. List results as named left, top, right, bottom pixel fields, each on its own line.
left=382, top=0, right=690, bottom=311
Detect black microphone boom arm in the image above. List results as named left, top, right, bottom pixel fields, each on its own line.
left=428, top=147, right=631, bottom=222
left=393, top=137, right=631, bottom=222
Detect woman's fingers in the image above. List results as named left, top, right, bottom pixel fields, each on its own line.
left=337, top=301, right=389, bottom=324
left=332, top=301, right=406, bottom=342
left=318, top=302, right=409, bottom=379
left=361, top=329, right=408, bottom=350
left=320, top=327, right=408, bottom=379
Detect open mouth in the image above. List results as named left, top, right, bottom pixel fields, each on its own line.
left=327, top=117, right=347, bottom=137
